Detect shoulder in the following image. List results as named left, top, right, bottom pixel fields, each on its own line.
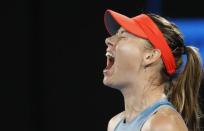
left=107, top=111, right=125, bottom=131
left=142, top=107, right=188, bottom=131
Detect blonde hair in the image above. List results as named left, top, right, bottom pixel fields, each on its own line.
left=148, top=13, right=203, bottom=131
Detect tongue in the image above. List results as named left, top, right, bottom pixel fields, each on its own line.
left=105, top=58, right=114, bottom=70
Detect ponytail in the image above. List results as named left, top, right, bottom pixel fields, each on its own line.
left=170, top=46, right=203, bottom=131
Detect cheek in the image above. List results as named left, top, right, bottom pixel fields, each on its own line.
left=115, top=42, right=142, bottom=71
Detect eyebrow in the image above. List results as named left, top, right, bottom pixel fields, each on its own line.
left=116, top=29, right=127, bottom=35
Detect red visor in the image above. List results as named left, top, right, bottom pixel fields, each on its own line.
left=104, top=9, right=176, bottom=75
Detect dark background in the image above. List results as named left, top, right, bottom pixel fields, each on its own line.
left=1, top=0, right=204, bottom=131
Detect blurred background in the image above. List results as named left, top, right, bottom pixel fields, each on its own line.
left=1, top=0, right=204, bottom=131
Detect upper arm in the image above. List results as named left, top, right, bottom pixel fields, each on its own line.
left=150, top=116, right=188, bottom=131
left=142, top=108, right=188, bottom=131
left=107, top=111, right=124, bottom=131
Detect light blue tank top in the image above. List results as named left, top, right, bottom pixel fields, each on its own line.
left=114, top=98, right=177, bottom=131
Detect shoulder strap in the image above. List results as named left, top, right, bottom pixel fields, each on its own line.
left=108, top=111, right=125, bottom=131
left=137, top=99, right=175, bottom=130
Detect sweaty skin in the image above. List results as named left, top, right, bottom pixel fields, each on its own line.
left=104, top=28, right=188, bottom=131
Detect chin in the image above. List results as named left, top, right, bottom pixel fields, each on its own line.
left=103, top=77, right=112, bottom=86
left=103, top=77, right=122, bottom=90
left=103, top=77, right=115, bottom=88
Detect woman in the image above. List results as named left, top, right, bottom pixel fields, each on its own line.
left=103, top=9, right=203, bottom=131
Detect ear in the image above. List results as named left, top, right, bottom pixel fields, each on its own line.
left=143, top=49, right=161, bottom=67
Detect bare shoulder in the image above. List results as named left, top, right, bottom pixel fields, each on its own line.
left=142, top=107, right=188, bottom=131
left=107, top=111, right=125, bottom=131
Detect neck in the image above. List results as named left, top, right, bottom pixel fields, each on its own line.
left=120, top=79, right=167, bottom=123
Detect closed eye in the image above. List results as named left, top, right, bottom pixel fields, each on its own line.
left=117, top=36, right=127, bottom=41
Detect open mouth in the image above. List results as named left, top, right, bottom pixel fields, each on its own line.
left=105, top=52, right=115, bottom=70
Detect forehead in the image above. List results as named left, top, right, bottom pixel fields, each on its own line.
left=117, top=27, right=127, bottom=34
left=117, top=27, right=126, bottom=33
left=116, top=27, right=140, bottom=39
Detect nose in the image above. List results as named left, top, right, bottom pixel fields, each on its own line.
left=105, top=38, right=114, bottom=52
left=105, top=37, right=114, bottom=47
left=105, top=38, right=112, bottom=46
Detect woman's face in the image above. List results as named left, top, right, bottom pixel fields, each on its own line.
left=103, top=27, right=149, bottom=89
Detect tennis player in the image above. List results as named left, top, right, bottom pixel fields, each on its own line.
left=103, top=9, right=203, bottom=131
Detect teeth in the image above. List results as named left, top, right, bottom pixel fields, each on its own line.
left=105, top=52, right=114, bottom=58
